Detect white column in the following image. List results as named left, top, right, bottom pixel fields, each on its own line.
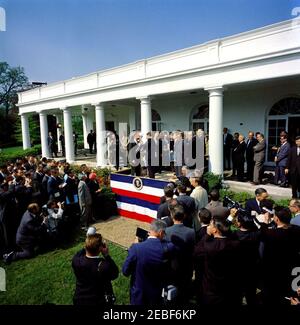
left=54, top=113, right=63, bottom=153
left=138, top=96, right=152, bottom=138
left=38, top=111, right=50, bottom=158
left=20, top=114, right=31, bottom=149
left=94, top=103, right=106, bottom=167
left=61, top=106, right=74, bottom=163
left=82, top=111, right=88, bottom=149
left=205, top=87, right=224, bottom=175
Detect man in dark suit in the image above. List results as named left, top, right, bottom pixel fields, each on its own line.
left=252, top=133, right=266, bottom=185
left=176, top=183, right=196, bottom=228
left=23, top=156, right=37, bottom=171
left=223, top=127, right=233, bottom=170
left=157, top=186, right=175, bottom=226
left=274, top=135, right=290, bottom=186
left=47, top=168, right=63, bottom=201
left=47, top=132, right=57, bottom=158
left=245, top=188, right=273, bottom=215
left=72, top=233, right=119, bottom=305
left=246, top=131, right=258, bottom=181
left=3, top=203, right=47, bottom=263
left=193, top=216, right=242, bottom=305
left=41, top=167, right=51, bottom=205
left=122, top=219, right=176, bottom=305
left=232, top=134, right=246, bottom=181
left=260, top=207, right=300, bottom=305
left=87, top=130, right=94, bottom=154
left=165, top=204, right=195, bottom=303
left=285, top=136, right=300, bottom=198
left=32, top=164, right=44, bottom=205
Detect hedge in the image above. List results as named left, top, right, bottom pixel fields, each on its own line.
left=0, top=145, right=42, bottom=166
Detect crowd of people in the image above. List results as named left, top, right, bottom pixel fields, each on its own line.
left=1, top=127, right=299, bottom=306
left=70, top=171, right=300, bottom=306
left=223, top=128, right=300, bottom=198
left=0, top=156, right=107, bottom=262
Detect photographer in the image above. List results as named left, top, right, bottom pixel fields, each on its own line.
left=193, top=216, right=242, bottom=305
left=259, top=207, right=300, bottom=305
left=3, top=203, right=47, bottom=264
left=122, top=219, right=177, bottom=305
left=72, top=233, right=119, bottom=306
left=245, top=188, right=273, bottom=215
left=232, top=210, right=260, bottom=305
left=43, top=200, right=65, bottom=244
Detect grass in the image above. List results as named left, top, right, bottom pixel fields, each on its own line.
left=0, top=233, right=130, bottom=305
left=0, top=146, right=23, bottom=154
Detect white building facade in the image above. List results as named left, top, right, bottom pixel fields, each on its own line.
left=17, top=19, right=300, bottom=175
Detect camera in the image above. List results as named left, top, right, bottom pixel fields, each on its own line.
left=136, top=227, right=149, bottom=242
left=41, top=205, right=48, bottom=217
left=223, top=196, right=242, bottom=210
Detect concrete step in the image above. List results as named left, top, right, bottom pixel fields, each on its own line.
left=223, top=180, right=292, bottom=200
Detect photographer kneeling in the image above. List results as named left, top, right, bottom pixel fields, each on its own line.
left=72, top=233, right=119, bottom=306
left=3, top=203, right=47, bottom=264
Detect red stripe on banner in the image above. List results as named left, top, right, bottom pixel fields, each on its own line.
left=118, top=208, right=155, bottom=223
left=111, top=187, right=161, bottom=204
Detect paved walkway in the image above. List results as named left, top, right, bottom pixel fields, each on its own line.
left=93, top=216, right=150, bottom=248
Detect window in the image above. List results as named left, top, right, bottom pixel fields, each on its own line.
left=191, top=104, right=209, bottom=133
left=267, top=97, right=300, bottom=161
left=152, top=109, right=162, bottom=131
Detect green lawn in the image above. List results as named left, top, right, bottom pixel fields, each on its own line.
left=0, top=146, right=23, bottom=154
left=0, top=235, right=130, bottom=305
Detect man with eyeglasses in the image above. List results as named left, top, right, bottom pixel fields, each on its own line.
left=289, top=199, right=300, bottom=227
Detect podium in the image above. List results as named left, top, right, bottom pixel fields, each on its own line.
left=110, top=173, right=169, bottom=223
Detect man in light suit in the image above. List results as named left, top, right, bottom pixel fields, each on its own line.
left=78, top=173, right=93, bottom=228
left=285, top=136, right=300, bottom=198
left=274, top=135, right=290, bottom=186
left=252, top=133, right=266, bottom=185
left=189, top=174, right=208, bottom=232
left=122, top=219, right=176, bottom=305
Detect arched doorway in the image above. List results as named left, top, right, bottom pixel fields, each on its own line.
left=152, top=109, right=162, bottom=131
left=190, top=104, right=209, bottom=133
left=267, top=97, right=300, bottom=161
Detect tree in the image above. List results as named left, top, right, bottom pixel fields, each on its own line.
left=15, top=114, right=41, bottom=146
left=0, top=62, right=29, bottom=147
left=0, top=62, right=29, bottom=116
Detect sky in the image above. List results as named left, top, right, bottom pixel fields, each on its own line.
left=0, top=0, right=299, bottom=83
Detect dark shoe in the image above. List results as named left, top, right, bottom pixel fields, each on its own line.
left=3, top=251, right=14, bottom=265
left=279, top=183, right=288, bottom=188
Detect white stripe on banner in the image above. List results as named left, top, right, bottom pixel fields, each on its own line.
left=111, top=180, right=164, bottom=198
left=117, top=201, right=157, bottom=219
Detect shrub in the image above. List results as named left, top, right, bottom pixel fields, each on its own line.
left=0, top=145, right=42, bottom=166
left=220, top=189, right=252, bottom=206
left=203, top=172, right=222, bottom=192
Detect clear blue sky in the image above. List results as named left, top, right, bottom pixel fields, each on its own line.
left=0, top=0, right=299, bottom=83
